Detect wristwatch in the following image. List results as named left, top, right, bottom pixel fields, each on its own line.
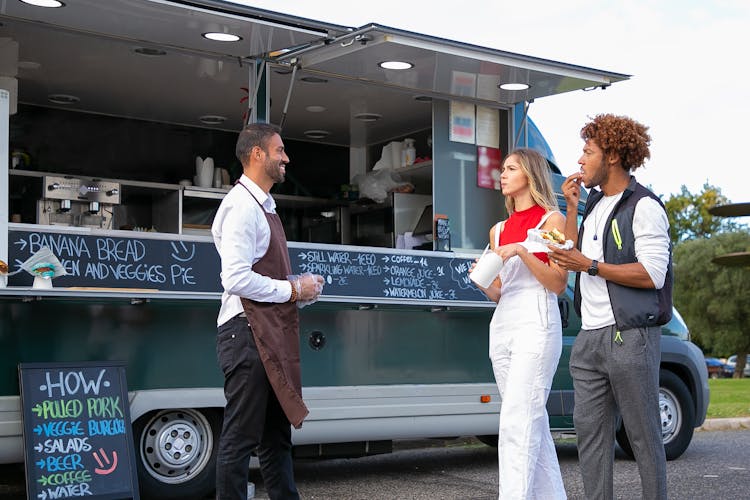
left=587, top=259, right=599, bottom=276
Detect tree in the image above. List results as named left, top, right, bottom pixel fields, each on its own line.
left=664, top=183, right=743, bottom=246
left=673, top=231, right=750, bottom=377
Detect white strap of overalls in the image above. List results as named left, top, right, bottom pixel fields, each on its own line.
left=494, top=221, right=504, bottom=248
left=535, top=210, right=560, bottom=229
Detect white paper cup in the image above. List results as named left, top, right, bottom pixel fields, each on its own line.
left=33, top=276, right=53, bottom=289
left=469, top=251, right=503, bottom=288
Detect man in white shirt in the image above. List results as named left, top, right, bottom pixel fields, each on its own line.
left=550, top=114, right=672, bottom=500
left=212, top=123, right=323, bottom=500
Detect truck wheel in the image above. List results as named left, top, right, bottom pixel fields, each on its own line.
left=615, top=370, right=696, bottom=461
left=133, top=408, right=221, bottom=499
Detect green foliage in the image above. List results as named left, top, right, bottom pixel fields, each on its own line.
left=664, top=183, right=742, bottom=245
left=673, top=231, right=750, bottom=356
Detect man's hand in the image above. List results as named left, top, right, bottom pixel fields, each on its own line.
left=292, top=273, right=324, bottom=302
left=548, top=246, right=589, bottom=273
left=297, top=273, right=324, bottom=301
left=562, top=172, right=583, bottom=207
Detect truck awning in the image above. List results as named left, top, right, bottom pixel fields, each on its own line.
left=1, top=0, right=352, bottom=59
left=0, top=0, right=351, bottom=129
left=275, top=24, right=630, bottom=105
left=1, top=1, right=628, bottom=137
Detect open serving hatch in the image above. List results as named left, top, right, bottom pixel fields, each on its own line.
left=267, top=24, right=629, bottom=145
left=2, top=2, right=627, bottom=147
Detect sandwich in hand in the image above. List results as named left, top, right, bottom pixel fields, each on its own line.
left=540, top=228, right=566, bottom=245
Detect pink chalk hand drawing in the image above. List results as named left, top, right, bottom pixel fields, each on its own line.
left=92, top=448, right=118, bottom=475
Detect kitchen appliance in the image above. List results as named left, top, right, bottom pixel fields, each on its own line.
left=37, top=175, right=121, bottom=229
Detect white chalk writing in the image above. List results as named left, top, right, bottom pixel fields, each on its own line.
left=293, top=249, right=478, bottom=301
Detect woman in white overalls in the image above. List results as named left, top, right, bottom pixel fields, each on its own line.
left=474, top=148, right=569, bottom=499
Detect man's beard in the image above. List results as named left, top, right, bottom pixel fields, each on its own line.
left=265, top=158, right=285, bottom=183
left=584, top=158, right=607, bottom=189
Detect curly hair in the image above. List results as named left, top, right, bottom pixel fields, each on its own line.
left=580, top=114, right=651, bottom=172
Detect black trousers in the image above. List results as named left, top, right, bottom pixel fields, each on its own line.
left=215, top=316, right=299, bottom=500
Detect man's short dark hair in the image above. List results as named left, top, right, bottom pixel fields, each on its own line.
left=235, top=123, right=281, bottom=163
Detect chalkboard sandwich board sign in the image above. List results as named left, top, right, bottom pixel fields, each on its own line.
left=19, top=361, right=140, bottom=500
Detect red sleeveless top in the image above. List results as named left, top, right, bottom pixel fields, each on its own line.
left=499, top=204, right=550, bottom=264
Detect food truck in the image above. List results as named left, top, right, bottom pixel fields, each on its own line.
left=0, top=1, right=709, bottom=498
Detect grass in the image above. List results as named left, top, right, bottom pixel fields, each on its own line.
left=706, top=378, right=750, bottom=419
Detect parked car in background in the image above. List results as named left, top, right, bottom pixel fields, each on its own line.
left=705, top=358, right=725, bottom=379
left=723, top=355, right=750, bottom=377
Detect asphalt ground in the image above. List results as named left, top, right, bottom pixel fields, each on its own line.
left=1, top=418, right=748, bottom=499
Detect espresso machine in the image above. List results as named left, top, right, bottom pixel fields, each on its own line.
left=37, top=175, right=121, bottom=229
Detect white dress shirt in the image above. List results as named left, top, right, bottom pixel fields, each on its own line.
left=580, top=194, right=670, bottom=330
left=212, top=174, right=293, bottom=326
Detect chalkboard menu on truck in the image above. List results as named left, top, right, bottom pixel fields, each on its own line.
left=19, top=362, right=140, bottom=500
left=8, top=229, right=220, bottom=292
left=289, top=244, right=487, bottom=303
left=6, top=228, right=490, bottom=304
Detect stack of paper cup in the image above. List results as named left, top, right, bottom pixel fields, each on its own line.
left=469, top=248, right=503, bottom=288
left=195, top=156, right=215, bottom=187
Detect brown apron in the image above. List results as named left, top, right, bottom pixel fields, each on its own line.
left=237, top=182, right=308, bottom=428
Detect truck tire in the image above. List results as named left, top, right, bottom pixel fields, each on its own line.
left=133, top=408, right=221, bottom=499
left=615, top=369, right=696, bottom=461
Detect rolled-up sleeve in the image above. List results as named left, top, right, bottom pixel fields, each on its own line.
left=633, top=197, right=670, bottom=289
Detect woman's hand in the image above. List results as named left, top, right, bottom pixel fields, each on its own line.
left=469, top=254, right=501, bottom=302
left=495, top=243, right=526, bottom=261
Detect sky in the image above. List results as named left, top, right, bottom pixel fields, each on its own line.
left=231, top=0, right=749, bottom=205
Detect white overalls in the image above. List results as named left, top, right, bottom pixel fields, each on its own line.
left=489, top=212, right=567, bottom=500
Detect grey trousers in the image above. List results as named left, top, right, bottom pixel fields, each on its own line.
left=570, top=325, right=667, bottom=500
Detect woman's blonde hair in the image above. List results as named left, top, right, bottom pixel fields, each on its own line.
left=503, top=148, right=558, bottom=214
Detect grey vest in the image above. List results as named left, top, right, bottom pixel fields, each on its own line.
left=574, top=176, right=673, bottom=329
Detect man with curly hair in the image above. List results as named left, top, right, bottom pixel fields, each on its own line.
left=549, top=114, right=672, bottom=500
